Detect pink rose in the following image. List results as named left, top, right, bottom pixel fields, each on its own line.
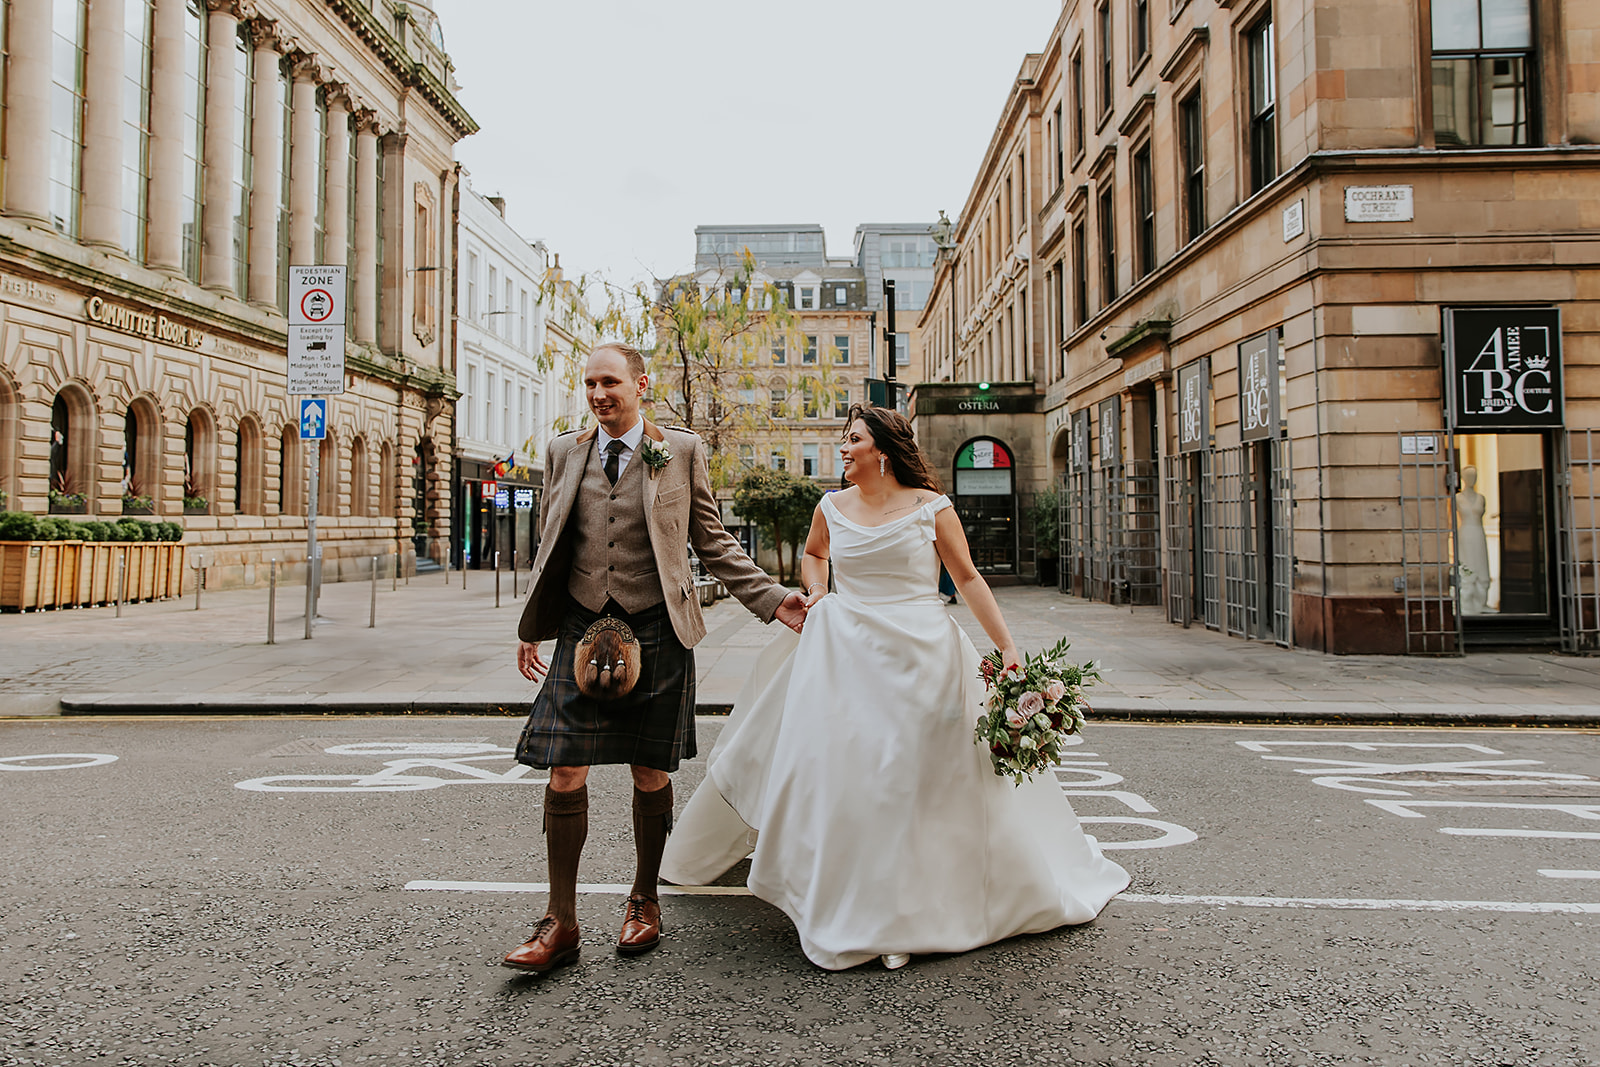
left=1018, top=691, right=1045, bottom=717
left=1004, top=705, right=1028, bottom=729
left=1044, top=680, right=1067, bottom=703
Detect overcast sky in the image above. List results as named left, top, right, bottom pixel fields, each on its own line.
left=429, top=1, right=1063, bottom=286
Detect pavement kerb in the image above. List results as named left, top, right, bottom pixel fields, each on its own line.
left=48, top=692, right=1600, bottom=727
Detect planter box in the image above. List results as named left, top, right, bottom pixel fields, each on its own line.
left=0, top=540, right=186, bottom=610
left=121, top=500, right=154, bottom=516
left=49, top=502, right=87, bottom=515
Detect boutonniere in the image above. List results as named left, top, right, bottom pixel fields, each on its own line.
left=639, top=437, right=672, bottom=475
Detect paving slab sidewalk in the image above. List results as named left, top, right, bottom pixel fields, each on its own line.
left=2, top=574, right=1597, bottom=725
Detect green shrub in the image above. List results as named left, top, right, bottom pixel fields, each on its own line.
left=0, top=511, right=40, bottom=541
left=118, top=518, right=153, bottom=541
left=80, top=521, right=112, bottom=542
left=36, top=517, right=78, bottom=541
left=158, top=521, right=184, bottom=542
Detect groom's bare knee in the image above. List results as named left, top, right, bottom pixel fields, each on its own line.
left=630, top=765, right=670, bottom=791
left=549, top=766, right=589, bottom=792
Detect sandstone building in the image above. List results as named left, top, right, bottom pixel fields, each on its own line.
left=916, top=0, right=1598, bottom=652
left=0, top=0, right=474, bottom=591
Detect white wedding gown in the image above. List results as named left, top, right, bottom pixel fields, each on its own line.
left=662, top=492, right=1129, bottom=970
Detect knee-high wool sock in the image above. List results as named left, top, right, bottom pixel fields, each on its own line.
left=630, top=782, right=673, bottom=901
left=543, top=784, right=588, bottom=928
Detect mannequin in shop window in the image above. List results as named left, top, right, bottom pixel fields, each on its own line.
left=1457, top=465, right=1491, bottom=615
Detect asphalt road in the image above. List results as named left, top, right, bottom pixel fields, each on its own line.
left=2, top=717, right=1596, bottom=1067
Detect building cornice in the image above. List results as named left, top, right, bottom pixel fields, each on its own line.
left=321, top=0, right=479, bottom=138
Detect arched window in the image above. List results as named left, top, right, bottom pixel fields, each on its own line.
left=49, top=385, right=96, bottom=512
left=0, top=376, right=18, bottom=509
left=349, top=436, right=369, bottom=516
left=318, top=434, right=339, bottom=516
left=235, top=416, right=263, bottom=515
left=183, top=408, right=215, bottom=512
left=122, top=397, right=161, bottom=512
left=378, top=440, right=395, bottom=517
left=278, top=423, right=301, bottom=515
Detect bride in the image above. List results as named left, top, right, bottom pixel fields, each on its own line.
left=661, top=404, right=1128, bottom=970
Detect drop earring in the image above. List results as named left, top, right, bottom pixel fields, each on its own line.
left=879, top=455, right=886, bottom=476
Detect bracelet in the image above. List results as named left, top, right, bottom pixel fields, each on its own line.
left=806, top=582, right=826, bottom=594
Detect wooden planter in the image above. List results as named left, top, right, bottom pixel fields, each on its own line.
left=0, top=540, right=186, bottom=610
left=121, top=499, right=154, bottom=516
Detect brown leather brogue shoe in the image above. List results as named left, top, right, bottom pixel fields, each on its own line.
left=502, top=916, right=580, bottom=973
left=616, top=895, right=662, bottom=956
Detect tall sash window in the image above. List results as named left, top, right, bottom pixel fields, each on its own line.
left=49, top=0, right=88, bottom=236
left=121, top=0, right=154, bottom=259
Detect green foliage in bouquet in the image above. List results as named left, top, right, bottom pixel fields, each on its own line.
left=974, top=635, right=1102, bottom=785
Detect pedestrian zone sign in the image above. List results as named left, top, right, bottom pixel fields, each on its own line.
left=287, top=265, right=347, bottom=396
left=300, top=398, right=327, bottom=440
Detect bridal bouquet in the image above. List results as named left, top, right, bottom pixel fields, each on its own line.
left=974, top=636, right=1101, bottom=784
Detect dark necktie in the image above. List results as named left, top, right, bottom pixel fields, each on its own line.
left=604, top=439, right=625, bottom=485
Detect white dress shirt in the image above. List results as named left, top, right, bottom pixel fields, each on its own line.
left=598, top=418, right=645, bottom=479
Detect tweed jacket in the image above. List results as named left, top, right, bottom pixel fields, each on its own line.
left=517, top=419, right=788, bottom=649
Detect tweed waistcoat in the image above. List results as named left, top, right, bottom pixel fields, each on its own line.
left=566, top=437, right=664, bottom=614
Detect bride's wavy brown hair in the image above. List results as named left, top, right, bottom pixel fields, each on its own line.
left=844, top=404, right=942, bottom=493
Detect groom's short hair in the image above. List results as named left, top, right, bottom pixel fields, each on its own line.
left=591, top=341, right=647, bottom=380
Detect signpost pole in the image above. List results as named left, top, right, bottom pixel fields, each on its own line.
left=305, top=445, right=318, bottom=639
left=882, top=279, right=897, bottom=405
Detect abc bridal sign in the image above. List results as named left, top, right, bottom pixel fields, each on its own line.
left=1443, top=307, right=1563, bottom=431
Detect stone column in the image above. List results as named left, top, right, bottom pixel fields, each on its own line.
left=200, top=1, right=239, bottom=291
left=79, top=0, right=128, bottom=249
left=322, top=91, right=351, bottom=266
left=246, top=20, right=282, bottom=307
left=3, top=0, right=53, bottom=223
left=352, top=116, right=379, bottom=344
left=378, top=133, right=407, bottom=355
left=287, top=58, right=321, bottom=267
left=146, top=0, right=189, bottom=274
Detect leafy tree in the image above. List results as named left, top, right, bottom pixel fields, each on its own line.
left=539, top=251, right=852, bottom=491
left=733, top=467, right=825, bottom=583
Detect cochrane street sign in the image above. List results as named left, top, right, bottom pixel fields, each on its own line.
left=85, top=295, right=206, bottom=349
left=1444, top=306, right=1563, bottom=431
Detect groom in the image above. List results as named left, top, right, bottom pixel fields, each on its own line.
left=504, top=341, right=807, bottom=973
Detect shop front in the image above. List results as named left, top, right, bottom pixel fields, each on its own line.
left=1399, top=306, right=1597, bottom=653
left=908, top=382, right=1044, bottom=584
left=456, top=460, right=541, bottom=572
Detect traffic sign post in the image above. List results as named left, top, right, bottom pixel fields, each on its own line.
left=288, top=264, right=345, bottom=639
left=287, top=266, right=347, bottom=397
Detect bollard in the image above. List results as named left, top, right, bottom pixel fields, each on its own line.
left=192, top=551, right=204, bottom=611
left=114, top=550, right=125, bottom=619
left=392, top=549, right=398, bottom=592
left=494, top=551, right=501, bottom=608
left=370, top=555, right=378, bottom=628
left=267, top=560, right=277, bottom=645
left=463, top=552, right=467, bottom=590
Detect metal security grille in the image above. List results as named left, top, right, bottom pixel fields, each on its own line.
left=1559, top=428, right=1599, bottom=653
left=1087, top=465, right=1121, bottom=602
left=1165, top=445, right=1291, bottom=643
left=1058, top=473, right=1072, bottom=594
left=1215, top=446, right=1251, bottom=637
left=1068, top=470, right=1094, bottom=598
left=1124, top=460, right=1162, bottom=606
left=1269, top=437, right=1294, bottom=647
left=1199, top=450, right=1220, bottom=630
left=1398, top=430, right=1462, bottom=655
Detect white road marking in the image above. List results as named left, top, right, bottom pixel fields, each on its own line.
left=1441, top=828, right=1600, bottom=841
left=1539, top=869, right=1600, bottom=879
left=0, top=753, right=118, bottom=771
left=403, top=880, right=1600, bottom=914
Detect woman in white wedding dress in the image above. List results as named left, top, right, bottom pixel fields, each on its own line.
left=661, top=405, right=1128, bottom=970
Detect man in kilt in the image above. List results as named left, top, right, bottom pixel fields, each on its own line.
left=505, top=341, right=807, bottom=973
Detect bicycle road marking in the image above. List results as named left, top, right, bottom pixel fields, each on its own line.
left=0, top=753, right=118, bottom=771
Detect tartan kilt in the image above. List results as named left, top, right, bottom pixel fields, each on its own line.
left=515, top=598, right=696, bottom=772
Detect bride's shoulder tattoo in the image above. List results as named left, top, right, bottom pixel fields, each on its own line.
left=884, top=493, right=928, bottom=516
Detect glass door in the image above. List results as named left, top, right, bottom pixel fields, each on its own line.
left=1454, top=431, right=1558, bottom=642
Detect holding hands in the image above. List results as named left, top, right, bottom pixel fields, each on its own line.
left=774, top=590, right=809, bottom=634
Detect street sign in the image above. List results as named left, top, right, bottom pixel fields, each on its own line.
left=299, top=398, right=327, bottom=440
left=288, top=265, right=347, bottom=396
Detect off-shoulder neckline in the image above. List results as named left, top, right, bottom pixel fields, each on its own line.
left=822, top=491, right=948, bottom=531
